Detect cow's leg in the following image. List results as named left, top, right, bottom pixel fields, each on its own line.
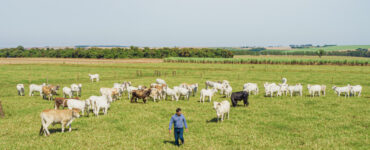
left=66, top=120, right=73, bottom=132
left=43, top=121, right=52, bottom=136
left=61, top=121, right=66, bottom=133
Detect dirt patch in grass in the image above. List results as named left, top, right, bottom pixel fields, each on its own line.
left=0, top=58, right=163, bottom=64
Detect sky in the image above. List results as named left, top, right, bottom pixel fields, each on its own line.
left=0, top=0, right=369, bottom=48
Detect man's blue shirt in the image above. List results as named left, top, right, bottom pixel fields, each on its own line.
left=169, top=114, right=188, bottom=129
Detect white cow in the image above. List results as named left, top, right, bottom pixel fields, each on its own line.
left=179, top=83, right=199, bottom=96
left=174, top=86, right=191, bottom=100
left=350, top=85, right=362, bottom=97
left=66, top=99, right=91, bottom=116
left=29, top=83, right=45, bottom=97
left=100, top=88, right=119, bottom=102
left=200, top=88, right=218, bottom=103
left=287, top=84, right=303, bottom=97
left=87, top=95, right=110, bottom=116
left=279, top=83, right=289, bottom=96
left=88, top=74, right=99, bottom=82
left=156, top=78, right=166, bottom=84
left=307, top=84, right=322, bottom=97
left=213, top=100, right=230, bottom=122
left=243, top=83, right=258, bottom=95
left=63, top=87, right=73, bottom=98
left=163, top=87, right=179, bottom=101
left=222, top=84, right=233, bottom=98
left=71, top=83, right=82, bottom=97
left=16, top=84, right=25, bottom=96
left=332, top=85, right=351, bottom=97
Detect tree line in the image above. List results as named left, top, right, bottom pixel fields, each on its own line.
left=231, top=48, right=370, bottom=57
left=0, top=46, right=234, bottom=58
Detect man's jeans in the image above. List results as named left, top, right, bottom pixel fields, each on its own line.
left=174, top=128, right=184, bottom=146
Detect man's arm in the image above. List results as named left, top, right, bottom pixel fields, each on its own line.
left=169, top=116, right=174, bottom=130
left=183, top=116, right=188, bottom=129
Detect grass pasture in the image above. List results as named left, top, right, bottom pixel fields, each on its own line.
left=0, top=59, right=369, bottom=149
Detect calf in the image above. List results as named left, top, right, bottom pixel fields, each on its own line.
left=29, top=83, right=45, bottom=97
left=307, top=84, right=322, bottom=97
left=39, top=109, right=80, bottom=136
left=213, top=100, right=230, bottom=122
left=230, top=91, right=249, bottom=107
left=42, top=86, right=53, bottom=101
left=63, top=87, right=73, bottom=98
left=88, top=74, right=99, bottom=82
left=16, top=84, right=25, bottom=96
left=163, top=87, right=179, bottom=101
left=199, top=88, right=218, bottom=103
left=131, top=89, right=152, bottom=103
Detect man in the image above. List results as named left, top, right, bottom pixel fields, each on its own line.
left=169, top=108, right=188, bottom=146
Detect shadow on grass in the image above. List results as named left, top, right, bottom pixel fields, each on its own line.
left=163, top=140, right=177, bottom=146
left=206, top=117, right=218, bottom=123
left=40, top=128, right=79, bottom=136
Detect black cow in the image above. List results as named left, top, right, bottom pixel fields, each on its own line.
left=230, top=91, right=249, bottom=107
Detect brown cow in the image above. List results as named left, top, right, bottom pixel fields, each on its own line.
left=131, top=89, right=152, bottom=103
left=54, top=97, right=79, bottom=109
left=42, top=86, right=53, bottom=101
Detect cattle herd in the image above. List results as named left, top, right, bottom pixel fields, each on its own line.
left=14, top=75, right=363, bottom=136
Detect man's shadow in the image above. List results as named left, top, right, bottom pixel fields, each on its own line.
left=163, top=140, right=177, bottom=145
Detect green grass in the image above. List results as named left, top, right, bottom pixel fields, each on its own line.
left=0, top=62, right=369, bottom=149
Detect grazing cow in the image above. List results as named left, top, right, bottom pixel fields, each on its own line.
left=230, top=91, right=249, bottom=107
left=263, top=82, right=277, bottom=96
left=29, top=83, right=45, bottom=97
left=71, top=84, right=82, bottom=97
left=199, top=88, right=218, bottom=103
left=287, top=84, right=303, bottom=97
left=39, top=109, right=80, bottom=136
left=180, top=83, right=198, bottom=96
left=350, top=85, right=362, bottom=97
left=332, top=85, right=351, bottom=97
left=42, top=86, right=54, bottom=101
left=131, top=89, right=152, bottom=103
left=87, top=95, right=110, bottom=116
left=163, top=87, right=179, bottom=101
left=307, top=84, right=322, bottom=97
left=67, top=99, right=91, bottom=116
left=54, top=97, right=79, bottom=109
left=63, top=87, right=73, bottom=98
left=16, top=84, right=25, bottom=96
left=213, top=100, right=230, bottom=122
left=156, top=78, right=166, bottom=84
left=88, top=74, right=99, bottom=82
left=205, top=81, right=224, bottom=93
left=243, top=83, right=258, bottom=95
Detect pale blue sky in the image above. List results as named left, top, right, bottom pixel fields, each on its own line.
left=0, top=0, right=369, bottom=48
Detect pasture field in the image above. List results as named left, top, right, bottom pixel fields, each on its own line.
left=0, top=59, right=369, bottom=149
